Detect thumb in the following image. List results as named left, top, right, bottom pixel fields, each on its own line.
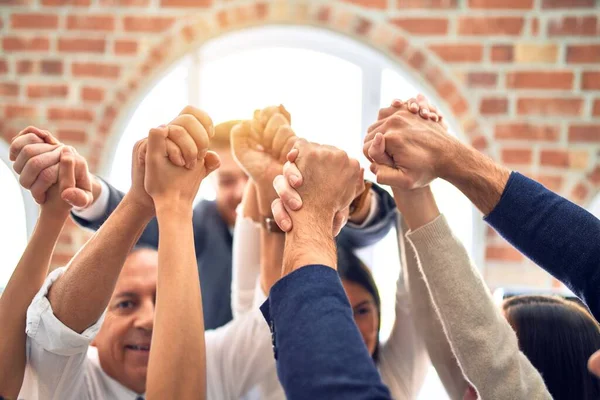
left=203, top=151, right=221, bottom=176
left=59, top=147, right=76, bottom=200
left=148, top=126, right=168, bottom=158
left=368, top=133, right=394, bottom=167
left=374, top=164, right=413, bottom=189
left=588, top=350, right=600, bottom=378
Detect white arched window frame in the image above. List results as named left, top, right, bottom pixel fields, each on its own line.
left=0, top=140, right=37, bottom=292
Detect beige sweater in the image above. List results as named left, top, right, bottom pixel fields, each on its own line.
left=401, top=214, right=552, bottom=400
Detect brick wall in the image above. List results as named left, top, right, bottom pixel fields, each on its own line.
left=1, top=0, right=599, bottom=288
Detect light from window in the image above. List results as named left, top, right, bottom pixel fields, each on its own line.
left=0, top=158, right=28, bottom=293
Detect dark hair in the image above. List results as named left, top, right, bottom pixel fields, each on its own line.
left=336, top=246, right=382, bottom=362
left=503, top=295, right=600, bottom=400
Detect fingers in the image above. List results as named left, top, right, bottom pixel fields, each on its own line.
left=28, top=164, right=58, bottom=204
left=332, top=207, right=349, bottom=237
left=66, top=152, right=93, bottom=208
left=406, top=97, right=419, bottom=114
left=588, top=350, right=600, bottom=378
left=415, top=93, right=432, bottom=120
left=13, top=142, right=61, bottom=174
left=19, top=146, right=62, bottom=189
left=178, top=106, right=214, bottom=138
left=367, top=133, right=394, bottom=167
left=167, top=124, right=199, bottom=168
left=10, top=133, right=47, bottom=162
left=372, top=163, right=413, bottom=189
left=283, top=160, right=303, bottom=188
left=286, top=148, right=299, bottom=163
left=271, top=198, right=292, bottom=232
left=166, top=137, right=185, bottom=167
left=273, top=174, right=302, bottom=211
left=263, top=113, right=290, bottom=151
left=277, top=131, right=297, bottom=163
left=169, top=115, right=208, bottom=167
left=58, top=147, right=77, bottom=203
left=203, top=151, right=221, bottom=176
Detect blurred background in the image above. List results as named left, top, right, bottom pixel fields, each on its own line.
left=1, top=0, right=599, bottom=397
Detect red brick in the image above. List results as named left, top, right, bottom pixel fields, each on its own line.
left=56, top=129, right=87, bottom=144
left=571, top=183, right=589, bottom=204
left=99, top=0, right=149, bottom=5
left=517, top=98, right=583, bottom=116
left=390, top=18, right=448, bottom=35
left=3, top=37, right=49, bottom=51
left=458, top=17, right=524, bottom=35
left=467, top=72, right=497, bottom=87
left=532, top=175, right=564, bottom=191
left=0, top=60, right=7, bottom=74
left=5, top=105, right=37, bottom=118
left=0, top=0, right=31, bottom=4
left=41, top=60, right=63, bottom=75
left=506, top=71, right=574, bottom=90
left=390, top=37, right=408, bottom=56
left=407, top=50, right=426, bottom=70
left=429, top=44, right=483, bottom=62
left=397, top=0, right=457, bottom=6
left=42, top=0, right=90, bottom=5
left=593, top=99, right=600, bottom=116
left=342, top=0, right=386, bottom=8
left=81, top=87, right=104, bottom=102
left=540, top=150, right=569, bottom=167
left=159, top=0, right=211, bottom=6
left=355, top=17, right=372, bottom=35
left=548, top=16, right=598, bottom=36
left=451, top=97, right=469, bottom=116
left=568, top=125, right=600, bottom=142
left=17, top=60, right=33, bottom=74
left=495, top=123, right=560, bottom=141
left=532, top=18, right=539, bottom=36
left=11, top=13, right=59, bottom=29
left=72, top=62, right=120, bottom=78
left=486, top=245, right=524, bottom=262
left=589, top=166, right=600, bottom=186
left=491, top=45, right=513, bottom=62
left=542, top=0, right=594, bottom=8
left=123, top=16, right=175, bottom=32
left=0, top=83, right=19, bottom=96
left=58, top=38, right=105, bottom=53
left=582, top=71, right=600, bottom=90
left=502, top=148, right=532, bottom=165
left=47, top=107, right=94, bottom=122
left=469, top=0, right=533, bottom=7
left=567, top=45, right=600, bottom=63
left=114, top=40, right=138, bottom=55
left=67, top=15, right=115, bottom=31
left=480, top=97, right=508, bottom=115
left=27, top=84, right=68, bottom=98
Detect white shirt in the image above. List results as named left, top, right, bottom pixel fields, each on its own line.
left=21, top=267, right=274, bottom=400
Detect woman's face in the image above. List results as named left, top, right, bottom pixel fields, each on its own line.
left=342, top=279, right=380, bottom=356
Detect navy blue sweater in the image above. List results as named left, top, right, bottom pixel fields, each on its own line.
left=485, top=172, right=600, bottom=321
left=261, top=265, right=392, bottom=400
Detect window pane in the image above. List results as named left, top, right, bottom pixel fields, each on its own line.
left=0, top=158, right=28, bottom=293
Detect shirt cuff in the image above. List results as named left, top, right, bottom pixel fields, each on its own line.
left=346, top=189, right=379, bottom=229
left=26, top=267, right=106, bottom=356
left=71, top=178, right=110, bottom=221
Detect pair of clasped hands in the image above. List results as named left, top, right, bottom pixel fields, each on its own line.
left=10, top=94, right=446, bottom=234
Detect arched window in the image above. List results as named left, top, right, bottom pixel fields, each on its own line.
left=109, top=26, right=479, bottom=398
left=0, top=143, right=30, bottom=293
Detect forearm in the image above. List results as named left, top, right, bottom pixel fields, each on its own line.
left=48, top=195, right=153, bottom=333
left=0, top=210, right=68, bottom=398
left=147, top=207, right=205, bottom=400
left=442, top=145, right=510, bottom=216
left=260, top=228, right=285, bottom=295
left=282, top=211, right=336, bottom=276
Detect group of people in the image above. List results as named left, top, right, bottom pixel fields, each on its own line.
left=1, top=94, right=600, bottom=399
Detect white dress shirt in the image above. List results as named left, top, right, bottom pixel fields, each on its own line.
left=20, top=267, right=274, bottom=400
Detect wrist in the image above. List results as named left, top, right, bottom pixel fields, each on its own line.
left=392, top=186, right=439, bottom=231
left=256, top=185, right=277, bottom=217
left=39, top=207, right=70, bottom=226
left=122, top=193, right=156, bottom=220
left=155, top=201, right=193, bottom=221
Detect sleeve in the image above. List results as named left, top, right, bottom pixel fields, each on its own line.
left=337, top=184, right=398, bottom=249
left=485, top=172, right=600, bottom=321
left=204, top=309, right=275, bottom=400
left=261, top=265, right=392, bottom=400
left=25, top=267, right=105, bottom=400
left=71, top=178, right=110, bottom=221
left=231, top=216, right=262, bottom=317
left=396, top=216, right=468, bottom=400
left=406, top=215, right=552, bottom=400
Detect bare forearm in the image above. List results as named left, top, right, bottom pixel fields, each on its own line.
left=260, top=228, right=285, bottom=294
left=283, top=211, right=337, bottom=276
left=392, top=187, right=440, bottom=231
left=0, top=210, right=67, bottom=398
left=48, top=195, right=153, bottom=333
left=441, top=146, right=510, bottom=216
left=147, top=207, right=205, bottom=400
left=242, top=181, right=260, bottom=222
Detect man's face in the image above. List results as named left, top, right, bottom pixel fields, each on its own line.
left=93, top=249, right=157, bottom=394
left=212, top=146, right=248, bottom=226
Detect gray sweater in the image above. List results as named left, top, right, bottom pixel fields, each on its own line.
left=400, top=215, right=552, bottom=400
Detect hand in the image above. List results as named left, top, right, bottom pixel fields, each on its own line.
left=164, top=105, right=215, bottom=169
left=589, top=350, right=600, bottom=378
left=279, top=140, right=364, bottom=231
left=145, top=125, right=220, bottom=210
left=40, top=147, right=78, bottom=218
left=10, top=127, right=93, bottom=207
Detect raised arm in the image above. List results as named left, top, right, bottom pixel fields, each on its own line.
left=0, top=146, right=75, bottom=398
left=144, top=112, right=219, bottom=399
